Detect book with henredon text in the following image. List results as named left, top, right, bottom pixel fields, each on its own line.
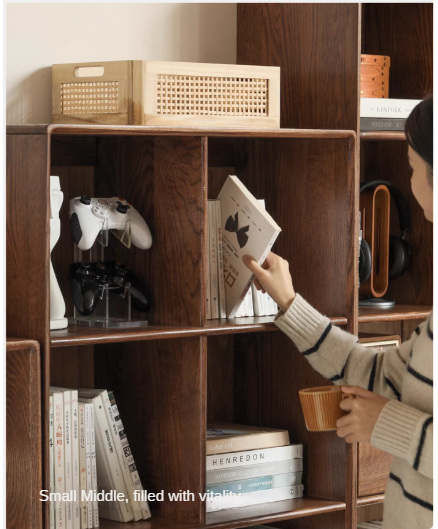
left=206, top=444, right=303, bottom=471
left=207, top=423, right=289, bottom=455
left=217, top=176, right=281, bottom=318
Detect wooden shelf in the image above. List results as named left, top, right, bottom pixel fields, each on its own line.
left=360, top=131, right=406, bottom=141
left=358, top=305, right=431, bottom=323
left=357, top=495, right=385, bottom=506
left=50, top=315, right=349, bottom=347
left=98, top=498, right=347, bottom=529
left=6, top=124, right=356, bottom=140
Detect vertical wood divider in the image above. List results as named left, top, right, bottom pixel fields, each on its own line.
left=7, top=132, right=50, bottom=529
left=201, top=137, right=209, bottom=327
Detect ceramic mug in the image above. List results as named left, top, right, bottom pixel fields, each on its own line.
left=298, top=385, right=353, bottom=432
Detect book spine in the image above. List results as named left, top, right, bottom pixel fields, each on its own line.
left=207, top=430, right=289, bottom=455
left=92, top=397, right=134, bottom=522
left=216, top=200, right=226, bottom=319
left=64, top=392, right=73, bottom=529
left=206, top=484, right=304, bottom=512
left=89, top=405, right=99, bottom=528
left=84, top=405, right=93, bottom=529
left=71, top=392, right=80, bottom=529
left=53, top=392, right=65, bottom=529
left=206, top=471, right=303, bottom=494
left=264, top=292, right=279, bottom=316
left=108, top=391, right=151, bottom=520
left=246, top=286, right=254, bottom=316
left=206, top=444, right=303, bottom=471
left=360, top=117, right=406, bottom=131
left=209, top=201, right=219, bottom=319
left=229, top=229, right=280, bottom=318
left=50, top=396, right=55, bottom=529
left=206, top=200, right=211, bottom=320
left=360, top=98, right=421, bottom=118
left=100, top=391, right=142, bottom=521
left=206, top=458, right=304, bottom=484
left=78, top=404, right=88, bottom=529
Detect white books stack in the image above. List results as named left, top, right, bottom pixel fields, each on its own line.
left=206, top=190, right=280, bottom=320
left=360, top=98, right=421, bottom=131
left=49, top=387, right=151, bottom=527
left=206, top=423, right=303, bottom=512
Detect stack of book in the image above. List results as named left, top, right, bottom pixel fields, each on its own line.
left=360, top=98, right=421, bottom=131
left=206, top=424, right=303, bottom=512
left=207, top=176, right=281, bottom=320
left=49, top=387, right=151, bottom=528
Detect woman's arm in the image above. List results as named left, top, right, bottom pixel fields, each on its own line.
left=274, top=292, right=416, bottom=399
left=243, top=253, right=415, bottom=399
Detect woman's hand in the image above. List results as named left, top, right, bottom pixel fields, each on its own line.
left=242, top=252, right=296, bottom=312
left=337, top=386, right=390, bottom=443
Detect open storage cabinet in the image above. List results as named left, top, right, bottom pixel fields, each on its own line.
left=6, top=4, right=432, bottom=529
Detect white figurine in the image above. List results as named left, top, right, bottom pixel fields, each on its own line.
left=50, top=176, right=68, bottom=330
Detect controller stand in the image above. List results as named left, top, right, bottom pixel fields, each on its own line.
left=69, top=225, right=148, bottom=328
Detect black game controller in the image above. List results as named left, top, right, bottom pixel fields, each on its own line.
left=68, top=261, right=150, bottom=316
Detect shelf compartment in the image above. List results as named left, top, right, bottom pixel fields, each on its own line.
left=360, top=131, right=406, bottom=141
left=358, top=305, right=431, bottom=323
left=97, top=498, right=347, bottom=529
left=50, top=315, right=348, bottom=347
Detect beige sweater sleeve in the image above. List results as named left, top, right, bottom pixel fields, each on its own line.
left=275, top=294, right=433, bottom=476
left=275, top=293, right=412, bottom=398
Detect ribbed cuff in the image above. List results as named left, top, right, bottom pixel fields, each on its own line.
left=371, top=399, right=426, bottom=460
left=274, top=293, right=329, bottom=352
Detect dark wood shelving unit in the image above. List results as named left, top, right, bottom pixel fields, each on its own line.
left=6, top=4, right=432, bottom=529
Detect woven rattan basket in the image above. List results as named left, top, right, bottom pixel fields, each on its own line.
left=52, top=61, right=280, bottom=128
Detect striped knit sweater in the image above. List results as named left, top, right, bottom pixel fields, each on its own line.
left=275, top=294, right=433, bottom=529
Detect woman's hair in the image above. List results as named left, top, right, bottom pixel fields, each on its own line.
left=405, top=96, right=433, bottom=185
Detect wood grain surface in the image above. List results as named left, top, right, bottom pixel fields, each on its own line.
left=357, top=443, right=392, bottom=497
left=6, top=339, right=42, bottom=529
left=362, top=4, right=433, bottom=99
left=94, top=338, right=207, bottom=524
left=237, top=3, right=360, bottom=130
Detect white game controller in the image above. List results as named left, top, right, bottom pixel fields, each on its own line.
left=70, top=196, right=153, bottom=251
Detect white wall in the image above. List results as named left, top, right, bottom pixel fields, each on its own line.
left=6, top=3, right=237, bottom=124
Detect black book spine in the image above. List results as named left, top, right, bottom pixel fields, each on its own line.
left=360, top=117, right=406, bottom=131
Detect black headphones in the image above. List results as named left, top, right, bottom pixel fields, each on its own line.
left=359, top=180, right=412, bottom=284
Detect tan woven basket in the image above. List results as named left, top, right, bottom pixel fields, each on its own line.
left=52, top=61, right=280, bottom=128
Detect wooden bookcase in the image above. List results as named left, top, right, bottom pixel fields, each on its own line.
left=6, top=4, right=432, bottom=529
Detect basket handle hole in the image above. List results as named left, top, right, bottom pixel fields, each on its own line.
left=74, top=66, right=105, bottom=78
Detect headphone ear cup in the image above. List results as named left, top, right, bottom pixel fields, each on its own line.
left=359, top=238, right=372, bottom=284
left=388, top=236, right=412, bottom=280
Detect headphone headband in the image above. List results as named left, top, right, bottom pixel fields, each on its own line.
left=360, top=180, right=411, bottom=234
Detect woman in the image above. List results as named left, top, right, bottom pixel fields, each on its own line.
left=243, top=96, right=433, bottom=529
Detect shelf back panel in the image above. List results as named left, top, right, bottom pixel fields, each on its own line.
left=237, top=3, right=360, bottom=130
left=362, top=3, right=433, bottom=99
left=51, top=135, right=207, bottom=327
left=94, top=337, right=207, bottom=524
left=208, top=137, right=356, bottom=319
